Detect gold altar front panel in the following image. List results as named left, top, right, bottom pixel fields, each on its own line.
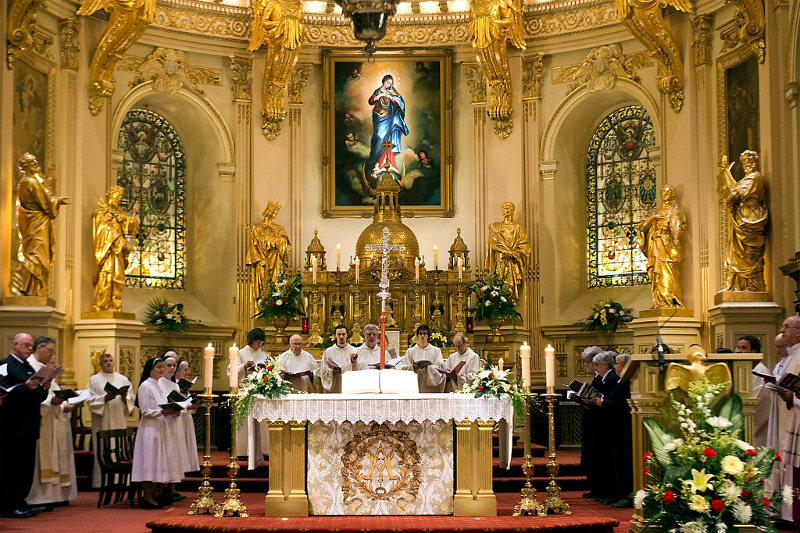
left=307, top=420, right=453, bottom=515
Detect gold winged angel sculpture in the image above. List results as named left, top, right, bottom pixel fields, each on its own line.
left=248, top=0, right=303, bottom=140
left=469, top=0, right=526, bottom=138
left=77, top=0, right=156, bottom=115
left=664, top=345, right=732, bottom=395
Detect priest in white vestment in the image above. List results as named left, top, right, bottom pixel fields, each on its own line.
left=398, top=325, right=446, bottom=393
left=317, top=325, right=355, bottom=392
left=87, top=353, right=135, bottom=488
left=350, top=325, right=382, bottom=370
left=278, top=335, right=318, bottom=392
left=444, top=333, right=482, bottom=392
left=231, top=328, right=270, bottom=458
left=26, top=337, right=78, bottom=506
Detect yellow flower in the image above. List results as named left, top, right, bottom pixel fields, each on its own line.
left=688, top=494, right=710, bottom=513
left=720, top=455, right=745, bottom=475
left=685, top=468, right=714, bottom=493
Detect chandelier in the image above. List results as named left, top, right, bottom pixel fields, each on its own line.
left=334, top=0, right=402, bottom=55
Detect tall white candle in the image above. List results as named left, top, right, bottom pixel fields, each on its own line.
left=433, top=245, right=438, bottom=269
left=545, top=344, right=556, bottom=392
left=229, top=344, right=239, bottom=389
left=355, top=256, right=360, bottom=282
left=203, top=343, right=214, bottom=393
left=520, top=341, right=531, bottom=389
left=336, top=244, right=341, bottom=271
left=415, top=257, right=420, bottom=283
left=457, top=256, right=463, bottom=283
left=498, top=357, right=504, bottom=371
left=311, top=256, right=317, bottom=284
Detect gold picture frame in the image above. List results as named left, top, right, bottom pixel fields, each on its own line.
left=322, top=50, right=453, bottom=218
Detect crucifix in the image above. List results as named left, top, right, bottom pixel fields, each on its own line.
left=365, top=226, right=405, bottom=369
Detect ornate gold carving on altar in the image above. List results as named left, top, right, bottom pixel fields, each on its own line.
left=90, top=186, right=139, bottom=312
left=665, top=345, right=732, bottom=395
left=58, top=18, right=80, bottom=71
left=248, top=0, right=303, bottom=140
left=462, top=63, right=486, bottom=104
left=636, top=184, right=686, bottom=309
left=77, top=0, right=156, bottom=115
left=288, top=64, right=311, bottom=105
left=9, top=154, right=70, bottom=298
left=305, top=228, right=327, bottom=270
left=691, top=15, right=712, bottom=68
left=469, top=0, right=526, bottom=139
left=726, top=0, right=765, bottom=63
left=7, top=0, right=45, bottom=68
left=552, top=44, right=651, bottom=94
left=117, top=48, right=222, bottom=94
left=522, top=53, right=543, bottom=100
left=615, top=0, right=690, bottom=112
left=717, top=151, right=769, bottom=294
left=341, top=421, right=421, bottom=511
left=246, top=201, right=291, bottom=301
left=487, top=202, right=531, bottom=299
left=230, top=55, right=253, bottom=102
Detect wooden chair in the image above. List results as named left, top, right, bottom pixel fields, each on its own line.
left=71, top=402, right=93, bottom=451
left=96, top=428, right=138, bottom=507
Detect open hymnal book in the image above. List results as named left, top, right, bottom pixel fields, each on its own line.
left=159, top=397, right=192, bottom=411
left=367, top=356, right=404, bottom=369
left=104, top=382, right=130, bottom=398
left=281, top=370, right=314, bottom=379
left=177, top=377, right=197, bottom=394
left=754, top=363, right=800, bottom=394
left=54, top=388, right=91, bottom=405
left=31, top=364, right=63, bottom=383
left=341, top=368, right=420, bottom=394
left=566, top=380, right=604, bottom=402
left=0, top=383, right=22, bottom=398
left=408, top=357, right=434, bottom=370
left=437, top=361, right=466, bottom=376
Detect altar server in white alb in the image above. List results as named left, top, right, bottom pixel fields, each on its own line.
left=132, top=358, right=183, bottom=509
left=350, top=324, right=382, bottom=370
left=399, top=325, right=446, bottom=392
left=233, top=328, right=270, bottom=458
left=158, top=352, right=192, bottom=502
left=278, top=335, right=318, bottom=392
left=443, top=333, right=481, bottom=392
left=87, top=352, right=135, bottom=488
left=26, top=337, right=78, bottom=506
left=171, top=359, right=200, bottom=473
left=776, top=316, right=800, bottom=526
left=317, top=325, right=355, bottom=393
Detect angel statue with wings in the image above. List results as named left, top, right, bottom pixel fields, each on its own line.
left=718, top=150, right=769, bottom=293
left=665, top=345, right=732, bottom=396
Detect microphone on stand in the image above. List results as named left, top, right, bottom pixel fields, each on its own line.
left=656, top=298, right=680, bottom=374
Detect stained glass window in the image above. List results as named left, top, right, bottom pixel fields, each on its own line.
left=116, top=109, right=185, bottom=289
left=587, top=105, right=656, bottom=288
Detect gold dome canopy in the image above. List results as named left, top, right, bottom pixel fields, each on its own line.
left=355, top=166, right=420, bottom=266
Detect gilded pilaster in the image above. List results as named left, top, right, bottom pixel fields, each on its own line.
left=288, top=64, right=311, bottom=267
left=7, top=0, right=45, bottom=68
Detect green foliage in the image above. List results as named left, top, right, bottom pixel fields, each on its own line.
left=144, top=298, right=196, bottom=333
left=576, top=299, right=633, bottom=333
left=465, top=270, right=521, bottom=323
left=252, top=271, right=305, bottom=322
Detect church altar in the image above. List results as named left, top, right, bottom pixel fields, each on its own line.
left=247, top=393, right=513, bottom=517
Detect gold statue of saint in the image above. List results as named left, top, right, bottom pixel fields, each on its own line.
left=91, top=186, right=139, bottom=312
left=247, top=201, right=291, bottom=300
left=718, top=150, right=769, bottom=292
left=10, top=154, right=70, bottom=297
left=637, top=185, right=686, bottom=309
left=486, top=202, right=531, bottom=299
left=665, top=345, right=732, bottom=395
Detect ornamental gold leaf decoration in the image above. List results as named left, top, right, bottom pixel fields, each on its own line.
left=462, top=63, right=487, bottom=104
left=341, top=422, right=421, bottom=512
left=118, top=47, right=222, bottom=94
left=615, top=0, right=690, bottom=112
left=58, top=18, right=80, bottom=71
left=727, top=0, right=765, bottom=62
left=552, top=44, right=651, bottom=94
left=522, top=53, right=543, bottom=100
left=230, top=55, right=253, bottom=102
left=77, top=0, right=157, bottom=115
left=7, top=0, right=46, bottom=68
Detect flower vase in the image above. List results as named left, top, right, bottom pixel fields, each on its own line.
left=486, top=317, right=504, bottom=344
left=270, top=315, right=291, bottom=344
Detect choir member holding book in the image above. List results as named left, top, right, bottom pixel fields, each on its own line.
left=443, top=333, right=481, bottom=392
left=398, top=325, right=445, bottom=393
left=278, top=335, right=318, bottom=392
left=317, top=325, right=356, bottom=393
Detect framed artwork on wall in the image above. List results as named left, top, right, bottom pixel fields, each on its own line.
left=322, top=51, right=453, bottom=218
left=12, top=53, right=55, bottom=177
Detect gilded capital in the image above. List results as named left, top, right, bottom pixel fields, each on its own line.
left=691, top=15, right=712, bottom=68
left=58, top=18, right=80, bottom=71
left=7, top=0, right=45, bottom=68
left=462, top=63, right=486, bottom=104
left=522, top=53, right=543, bottom=100
left=230, top=55, right=253, bottom=102
left=288, top=64, right=312, bottom=105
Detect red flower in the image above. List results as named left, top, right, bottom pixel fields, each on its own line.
left=663, top=491, right=675, bottom=503
left=763, top=497, right=770, bottom=507
left=283, top=298, right=288, bottom=303
left=748, top=476, right=753, bottom=481
left=759, top=478, right=764, bottom=484
left=703, top=448, right=717, bottom=458
left=776, top=452, right=783, bottom=462
left=269, top=301, right=275, bottom=306
left=746, top=449, right=758, bottom=456
left=477, top=385, right=483, bottom=391
left=711, top=499, right=724, bottom=513
left=643, top=451, right=652, bottom=462
left=266, top=366, right=273, bottom=370
left=741, top=490, right=749, bottom=499
left=489, top=373, right=494, bottom=378
left=644, top=467, right=650, bottom=477
left=262, top=377, right=267, bottom=381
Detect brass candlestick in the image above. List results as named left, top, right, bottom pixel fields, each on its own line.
left=307, top=286, right=324, bottom=345
left=350, top=284, right=364, bottom=345
left=214, top=389, right=248, bottom=517
left=541, top=392, right=571, bottom=515
left=189, top=392, right=218, bottom=515
left=513, top=392, right=545, bottom=516
left=409, top=281, right=422, bottom=345
left=454, top=280, right=466, bottom=335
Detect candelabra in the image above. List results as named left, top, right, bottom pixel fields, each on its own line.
left=350, top=284, right=364, bottom=345
left=214, top=389, right=248, bottom=517
left=541, top=393, right=570, bottom=515
left=409, top=281, right=423, bottom=344
left=454, top=280, right=466, bottom=335
left=307, top=286, right=324, bottom=345
left=188, top=393, right=218, bottom=515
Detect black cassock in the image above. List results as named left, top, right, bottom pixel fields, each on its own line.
left=599, top=377, right=633, bottom=502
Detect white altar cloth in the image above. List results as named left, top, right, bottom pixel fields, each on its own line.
left=248, top=393, right=513, bottom=469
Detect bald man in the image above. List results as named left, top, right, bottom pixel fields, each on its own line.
left=277, top=335, right=318, bottom=392
left=0, top=333, right=51, bottom=518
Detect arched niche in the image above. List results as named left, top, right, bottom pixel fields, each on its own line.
left=537, top=79, right=660, bottom=321
left=110, top=84, right=237, bottom=327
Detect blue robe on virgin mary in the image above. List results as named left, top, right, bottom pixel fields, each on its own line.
left=366, top=86, right=409, bottom=176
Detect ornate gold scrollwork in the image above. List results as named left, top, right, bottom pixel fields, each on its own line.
left=469, top=0, right=526, bottom=139
left=728, top=0, right=765, bottom=62
left=249, top=0, right=304, bottom=140
left=118, top=48, right=222, bottom=94
left=77, top=0, right=156, bottom=115
left=341, top=422, right=421, bottom=512
left=615, top=0, right=691, bottom=112
left=7, top=0, right=45, bottom=68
